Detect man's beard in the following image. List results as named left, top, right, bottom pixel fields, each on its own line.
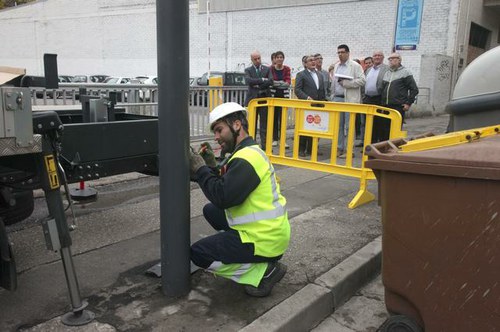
left=220, top=137, right=236, bottom=156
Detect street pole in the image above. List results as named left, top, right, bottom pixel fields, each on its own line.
left=156, top=0, right=191, bottom=297
left=207, top=0, right=211, bottom=77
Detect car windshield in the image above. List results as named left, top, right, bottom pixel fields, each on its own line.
left=91, top=75, right=109, bottom=83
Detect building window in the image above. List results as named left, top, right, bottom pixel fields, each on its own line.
left=469, top=22, right=490, bottom=49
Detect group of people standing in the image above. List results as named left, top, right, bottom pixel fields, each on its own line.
left=244, top=46, right=419, bottom=156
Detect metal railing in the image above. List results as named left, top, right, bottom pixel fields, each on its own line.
left=29, top=83, right=296, bottom=138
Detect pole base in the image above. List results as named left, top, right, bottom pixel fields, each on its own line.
left=69, top=187, right=98, bottom=202
left=146, top=262, right=200, bottom=277
left=61, top=309, right=95, bottom=326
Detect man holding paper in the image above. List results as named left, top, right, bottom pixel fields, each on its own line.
left=331, top=44, right=365, bottom=158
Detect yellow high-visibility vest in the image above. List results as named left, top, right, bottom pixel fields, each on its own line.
left=226, top=145, right=290, bottom=257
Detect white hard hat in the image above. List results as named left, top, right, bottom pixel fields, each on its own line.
left=209, top=102, right=247, bottom=130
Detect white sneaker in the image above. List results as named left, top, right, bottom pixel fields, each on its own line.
left=284, top=142, right=290, bottom=149
left=272, top=141, right=278, bottom=147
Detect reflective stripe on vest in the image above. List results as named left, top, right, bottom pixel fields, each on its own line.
left=208, top=261, right=252, bottom=283
left=225, top=146, right=286, bottom=226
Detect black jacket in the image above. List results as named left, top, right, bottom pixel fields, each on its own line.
left=294, top=69, right=327, bottom=101
left=381, top=65, right=419, bottom=106
left=196, top=137, right=261, bottom=209
left=244, top=65, right=273, bottom=106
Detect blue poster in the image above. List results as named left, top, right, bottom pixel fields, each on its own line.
left=395, top=0, right=424, bottom=50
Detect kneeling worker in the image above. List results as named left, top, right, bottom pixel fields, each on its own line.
left=189, top=102, right=290, bottom=297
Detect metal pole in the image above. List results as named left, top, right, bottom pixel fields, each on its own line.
left=207, top=0, right=211, bottom=77
left=156, top=0, right=191, bottom=297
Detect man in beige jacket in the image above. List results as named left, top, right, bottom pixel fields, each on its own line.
left=331, top=44, right=365, bottom=157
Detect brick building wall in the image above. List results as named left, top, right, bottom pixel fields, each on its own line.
left=1, top=0, right=498, bottom=99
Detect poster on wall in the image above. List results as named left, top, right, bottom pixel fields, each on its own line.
left=303, top=111, right=329, bottom=132
left=394, top=0, right=424, bottom=51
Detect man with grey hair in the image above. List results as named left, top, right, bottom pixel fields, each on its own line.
left=381, top=52, right=419, bottom=126
left=295, top=54, right=327, bottom=157
left=314, top=53, right=331, bottom=100
left=244, top=50, right=273, bottom=149
left=363, top=50, right=389, bottom=143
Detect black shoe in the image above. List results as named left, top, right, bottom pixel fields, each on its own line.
left=244, top=262, right=287, bottom=297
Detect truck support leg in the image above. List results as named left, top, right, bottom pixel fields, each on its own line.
left=38, top=140, right=94, bottom=326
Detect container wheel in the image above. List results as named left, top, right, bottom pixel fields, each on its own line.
left=379, top=315, right=423, bottom=332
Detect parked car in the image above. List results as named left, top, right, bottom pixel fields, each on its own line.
left=135, top=76, right=158, bottom=84
left=191, top=71, right=245, bottom=106
left=196, top=71, right=246, bottom=86
left=103, top=77, right=132, bottom=84
left=58, top=75, right=74, bottom=83
left=135, top=76, right=158, bottom=101
left=73, top=75, right=110, bottom=83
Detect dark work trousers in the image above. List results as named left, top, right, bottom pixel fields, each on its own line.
left=299, top=136, right=312, bottom=154
left=190, top=203, right=281, bottom=269
left=273, top=106, right=283, bottom=141
left=364, top=95, right=390, bottom=143
left=272, top=89, right=285, bottom=141
left=256, top=106, right=268, bottom=149
left=385, top=104, right=406, bottom=124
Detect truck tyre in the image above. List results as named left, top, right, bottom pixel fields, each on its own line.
left=0, top=216, right=18, bottom=291
left=0, top=190, right=35, bottom=226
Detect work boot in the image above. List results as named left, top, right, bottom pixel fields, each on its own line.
left=244, top=262, right=287, bottom=297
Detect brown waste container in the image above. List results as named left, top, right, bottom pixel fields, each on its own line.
left=365, top=134, right=500, bottom=332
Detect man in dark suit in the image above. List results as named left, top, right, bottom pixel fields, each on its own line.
left=244, top=50, right=273, bottom=149
left=294, top=54, right=326, bottom=157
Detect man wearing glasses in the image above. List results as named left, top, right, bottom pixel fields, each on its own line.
left=364, top=51, right=390, bottom=143
left=381, top=52, right=419, bottom=124
left=331, top=44, right=366, bottom=158
left=314, top=53, right=332, bottom=100
left=294, top=54, right=327, bottom=157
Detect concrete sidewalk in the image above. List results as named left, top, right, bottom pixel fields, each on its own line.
left=1, top=114, right=450, bottom=331
left=5, top=169, right=383, bottom=332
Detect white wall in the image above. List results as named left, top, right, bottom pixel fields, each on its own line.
left=0, top=0, right=497, bottom=87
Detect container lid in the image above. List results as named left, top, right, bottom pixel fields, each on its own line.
left=452, top=46, right=500, bottom=100
left=365, top=135, right=500, bottom=180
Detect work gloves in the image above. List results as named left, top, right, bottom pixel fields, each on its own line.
left=189, top=143, right=218, bottom=181
left=199, top=142, right=217, bottom=167
left=189, top=148, right=206, bottom=180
